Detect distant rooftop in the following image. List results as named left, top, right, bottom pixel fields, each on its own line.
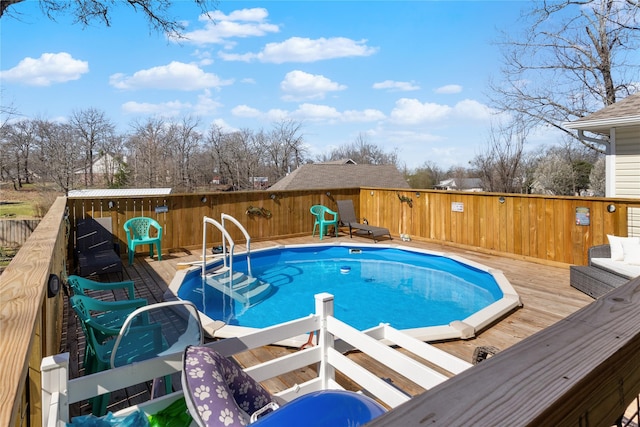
left=269, top=162, right=410, bottom=191
left=68, top=188, right=172, bottom=197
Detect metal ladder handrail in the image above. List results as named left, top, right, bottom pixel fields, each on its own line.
left=202, top=216, right=235, bottom=280
left=221, top=213, right=253, bottom=277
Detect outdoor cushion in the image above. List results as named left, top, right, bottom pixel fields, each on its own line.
left=182, top=346, right=278, bottom=427
left=607, top=235, right=640, bottom=261
left=622, top=238, right=640, bottom=265
left=590, top=258, right=640, bottom=279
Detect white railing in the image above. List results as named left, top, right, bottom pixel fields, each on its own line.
left=41, top=293, right=471, bottom=427
left=201, top=216, right=235, bottom=279
left=221, top=213, right=253, bottom=277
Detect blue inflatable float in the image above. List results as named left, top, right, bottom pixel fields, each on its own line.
left=252, top=390, right=386, bottom=426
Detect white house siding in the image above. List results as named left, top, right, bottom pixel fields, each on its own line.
left=614, top=127, right=640, bottom=237
left=614, top=128, right=640, bottom=198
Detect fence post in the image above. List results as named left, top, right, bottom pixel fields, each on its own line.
left=315, top=292, right=335, bottom=389
left=41, top=353, right=69, bottom=426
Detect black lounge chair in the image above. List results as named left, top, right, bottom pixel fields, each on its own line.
left=74, top=217, right=123, bottom=279
left=336, top=199, right=391, bottom=243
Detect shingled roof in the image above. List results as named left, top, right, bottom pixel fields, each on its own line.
left=268, top=163, right=410, bottom=191
left=564, top=93, right=640, bottom=134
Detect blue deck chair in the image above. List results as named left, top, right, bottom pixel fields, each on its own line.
left=123, top=217, right=163, bottom=265
left=310, top=205, right=339, bottom=240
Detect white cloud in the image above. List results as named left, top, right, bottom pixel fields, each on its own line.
left=435, top=84, right=463, bottom=94
left=109, top=61, right=233, bottom=90
left=342, top=109, right=386, bottom=122
left=452, top=99, right=493, bottom=120
left=121, top=100, right=191, bottom=117
left=231, top=105, right=262, bottom=117
left=231, top=102, right=384, bottom=124
left=220, top=37, right=378, bottom=63
left=0, top=52, right=88, bottom=86
left=390, top=98, right=452, bottom=124
left=193, top=89, right=223, bottom=116
left=280, top=70, right=346, bottom=101
left=292, top=103, right=342, bottom=121
left=178, top=8, right=280, bottom=45
left=373, top=80, right=420, bottom=92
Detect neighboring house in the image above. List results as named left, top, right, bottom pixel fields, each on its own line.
left=74, top=153, right=123, bottom=187
left=434, top=178, right=483, bottom=192
left=564, top=93, right=640, bottom=199
left=268, top=160, right=409, bottom=191
left=564, top=93, right=640, bottom=236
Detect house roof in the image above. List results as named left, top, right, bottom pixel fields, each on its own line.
left=268, top=163, right=410, bottom=191
left=434, top=178, right=483, bottom=191
left=564, top=93, right=640, bottom=134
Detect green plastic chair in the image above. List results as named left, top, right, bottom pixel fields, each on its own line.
left=70, top=295, right=148, bottom=372
left=72, top=298, right=203, bottom=415
left=123, top=217, right=163, bottom=265
left=310, top=205, right=339, bottom=240
left=67, top=275, right=138, bottom=301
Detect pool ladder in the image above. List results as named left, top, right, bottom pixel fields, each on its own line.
left=202, top=214, right=272, bottom=306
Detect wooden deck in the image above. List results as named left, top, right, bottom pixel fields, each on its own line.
left=62, top=234, right=595, bottom=417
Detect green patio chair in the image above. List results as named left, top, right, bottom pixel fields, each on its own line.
left=310, top=205, right=339, bottom=240
left=123, top=217, right=163, bottom=265
left=70, top=295, right=148, bottom=372
left=67, top=275, right=139, bottom=301
left=71, top=298, right=203, bottom=415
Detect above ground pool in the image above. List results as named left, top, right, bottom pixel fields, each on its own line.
left=169, top=243, right=521, bottom=343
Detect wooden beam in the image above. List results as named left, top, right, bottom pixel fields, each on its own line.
left=368, top=276, right=640, bottom=426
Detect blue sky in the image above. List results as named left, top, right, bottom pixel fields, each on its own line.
left=1, top=1, right=562, bottom=170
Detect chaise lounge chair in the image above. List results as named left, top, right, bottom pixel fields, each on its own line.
left=74, top=217, right=124, bottom=279
left=336, top=199, right=391, bottom=243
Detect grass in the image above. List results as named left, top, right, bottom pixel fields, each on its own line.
left=0, top=201, right=36, bottom=218
left=0, top=183, right=61, bottom=218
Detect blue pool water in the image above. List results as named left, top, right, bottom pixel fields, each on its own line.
left=177, top=245, right=503, bottom=331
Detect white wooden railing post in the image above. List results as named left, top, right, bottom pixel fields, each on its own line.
left=315, top=292, right=335, bottom=389
left=41, top=353, right=70, bottom=427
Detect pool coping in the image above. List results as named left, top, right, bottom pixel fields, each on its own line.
left=166, top=242, right=522, bottom=347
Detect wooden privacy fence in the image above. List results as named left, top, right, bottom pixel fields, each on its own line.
left=66, top=188, right=640, bottom=267
left=0, top=219, right=41, bottom=247
left=361, top=188, right=640, bottom=266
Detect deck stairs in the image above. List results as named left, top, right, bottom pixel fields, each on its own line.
left=205, top=266, right=272, bottom=306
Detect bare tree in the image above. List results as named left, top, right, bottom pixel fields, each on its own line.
left=128, top=117, right=170, bottom=188
left=406, top=161, right=445, bottom=189
left=266, top=119, right=307, bottom=181
left=34, top=120, right=81, bottom=195
left=532, top=138, right=601, bottom=195
left=1, top=0, right=218, bottom=37
left=489, top=0, right=640, bottom=151
left=167, top=115, right=202, bottom=192
left=0, top=120, right=37, bottom=190
left=70, top=107, right=115, bottom=187
left=322, top=133, right=399, bottom=166
left=470, top=119, right=529, bottom=193
left=589, top=156, right=606, bottom=196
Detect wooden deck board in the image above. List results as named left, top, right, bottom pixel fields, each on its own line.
left=62, top=234, right=595, bottom=417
